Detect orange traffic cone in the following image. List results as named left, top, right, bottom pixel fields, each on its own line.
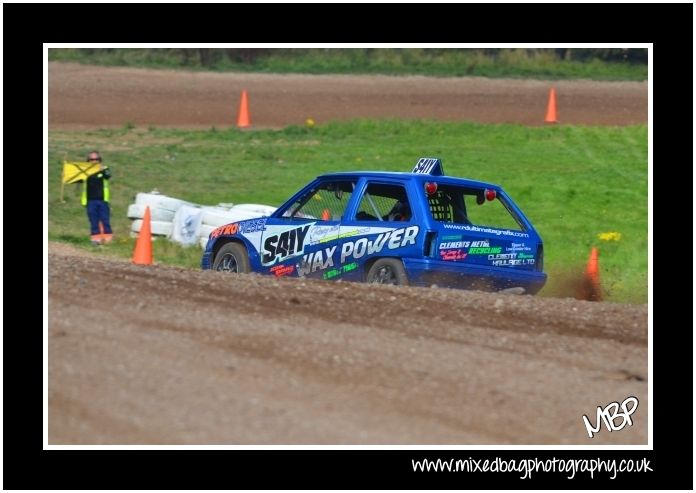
left=544, top=87, right=558, bottom=123
left=237, top=90, right=251, bottom=128
left=132, top=206, right=153, bottom=265
left=584, top=247, right=602, bottom=301
left=321, top=209, right=331, bottom=220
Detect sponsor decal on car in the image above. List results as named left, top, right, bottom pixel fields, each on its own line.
left=211, top=222, right=240, bottom=238
left=506, top=242, right=532, bottom=253
left=323, top=262, right=358, bottom=280
left=269, top=264, right=295, bottom=277
left=463, top=239, right=502, bottom=255
left=262, top=224, right=312, bottom=266
left=307, top=224, right=340, bottom=245
left=239, top=218, right=267, bottom=234
left=469, top=246, right=502, bottom=254
left=440, top=249, right=467, bottom=261
left=297, top=226, right=420, bottom=276
left=307, top=225, right=371, bottom=245
left=296, top=245, right=337, bottom=276
left=488, top=252, right=535, bottom=266
left=440, top=241, right=468, bottom=249
left=210, top=218, right=267, bottom=239
left=339, top=226, right=419, bottom=263
left=443, top=223, right=529, bottom=238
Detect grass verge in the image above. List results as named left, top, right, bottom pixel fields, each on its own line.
left=48, top=120, right=648, bottom=303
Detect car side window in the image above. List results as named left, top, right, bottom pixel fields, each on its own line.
left=282, top=181, right=355, bottom=221
left=355, top=183, right=412, bottom=222
left=425, top=184, right=524, bottom=231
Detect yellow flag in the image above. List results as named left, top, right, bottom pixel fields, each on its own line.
left=62, top=161, right=101, bottom=184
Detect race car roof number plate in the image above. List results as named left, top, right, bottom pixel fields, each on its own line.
left=412, top=157, right=444, bottom=176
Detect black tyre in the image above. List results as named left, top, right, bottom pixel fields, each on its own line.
left=212, top=242, right=251, bottom=273
left=366, top=258, right=409, bottom=286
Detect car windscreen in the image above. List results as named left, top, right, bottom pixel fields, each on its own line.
left=281, top=180, right=356, bottom=221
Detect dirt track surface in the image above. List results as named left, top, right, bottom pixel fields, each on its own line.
left=48, top=244, right=647, bottom=444
left=48, top=62, right=647, bottom=129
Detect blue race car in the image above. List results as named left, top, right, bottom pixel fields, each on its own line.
left=202, top=158, right=547, bottom=294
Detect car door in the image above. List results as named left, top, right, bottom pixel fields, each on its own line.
left=337, top=179, right=422, bottom=281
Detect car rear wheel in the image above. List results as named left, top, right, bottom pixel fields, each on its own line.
left=212, top=242, right=251, bottom=274
left=366, top=258, right=409, bottom=286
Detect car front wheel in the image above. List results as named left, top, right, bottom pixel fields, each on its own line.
left=366, top=258, right=408, bottom=286
left=212, top=242, right=251, bottom=273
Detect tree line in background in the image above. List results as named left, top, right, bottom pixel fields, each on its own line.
left=49, top=48, right=647, bottom=80
left=59, top=48, right=648, bottom=68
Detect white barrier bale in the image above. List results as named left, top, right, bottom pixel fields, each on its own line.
left=200, top=208, right=260, bottom=227
left=134, top=192, right=196, bottom=212
left=131, top=219, right=173, bottom=237
left=199, top=224, right=216, bottom=238
left=230, top=203, right=277, bottom=216
left=127, top=203, right=176, bottom=222
left=170, top=205, right=204, bottom=247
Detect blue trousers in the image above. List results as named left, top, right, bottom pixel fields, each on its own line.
left=86, top=200, right=112, bottom=235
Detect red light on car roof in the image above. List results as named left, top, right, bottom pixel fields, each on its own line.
left=485, top=189, right=496, bottom=201
left=424, top=182, right=438, bottom=195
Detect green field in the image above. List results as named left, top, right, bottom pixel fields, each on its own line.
left=48, top=48, right=648, bottom=81
left=48, top=120, right=648, bottom=303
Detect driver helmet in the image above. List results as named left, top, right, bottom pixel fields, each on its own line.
left=388, top=201, right=410, bottom=221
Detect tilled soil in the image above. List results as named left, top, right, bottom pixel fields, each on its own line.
left=48, top=62, right=647, bottom=129
left=48, top=244, right=648, bottom=444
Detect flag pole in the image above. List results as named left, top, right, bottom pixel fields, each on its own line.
left=60, top=158, right=66, bottom=203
